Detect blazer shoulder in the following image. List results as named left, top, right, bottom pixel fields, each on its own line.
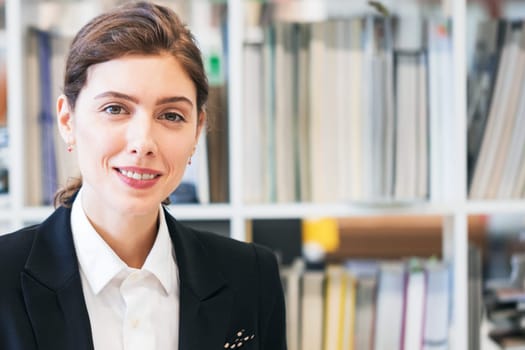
left=0, top=225, right=38, bottom=266
left=165, top=213, right=282, bottom=288
left=188, top=226, right=278, bottom=265
left=0, top=225, right=38, bottom=292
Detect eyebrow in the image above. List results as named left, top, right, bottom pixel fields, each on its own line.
left=157, top=96, right=194, bottom=107
left=94, top=91, right=194, bottom=108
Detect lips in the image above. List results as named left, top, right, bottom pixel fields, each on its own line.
left=114, top=167, right=162, bottom=189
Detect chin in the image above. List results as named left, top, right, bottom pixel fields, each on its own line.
left=114, top=197, right=162, bottom=217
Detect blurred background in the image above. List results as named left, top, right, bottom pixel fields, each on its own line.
left=0, top=0, right=525, bottom=349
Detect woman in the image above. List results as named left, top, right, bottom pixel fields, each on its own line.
left=0, top=2, right=286, bottom=350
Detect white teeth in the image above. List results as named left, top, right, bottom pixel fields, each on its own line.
left=119, top=169, right=156, bottom=180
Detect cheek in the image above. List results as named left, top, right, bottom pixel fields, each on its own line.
left=75, top=127, right=121, bottom=165
left=162, top=135, right=195, bottom=166
left=166, top=142, right=193, bottom=163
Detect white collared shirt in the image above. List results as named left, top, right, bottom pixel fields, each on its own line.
left=71, top=188, right=179, bottom=350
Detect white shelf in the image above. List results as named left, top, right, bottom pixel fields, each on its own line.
left=242, top=202, right=458, bottom=219
left=11, top=199, right=525, bottom=224
left=18, top=203, right=234, bottom=223
left=21, top=206, right=54, bottom=223
left=465, top=200, right=525, bottom=214
left=0, top=209, right=11, bottom=221
left=165, top=203, right=233, bottom=220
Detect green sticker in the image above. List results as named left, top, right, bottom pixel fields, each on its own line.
left=206, top=52, right=223, bottom=86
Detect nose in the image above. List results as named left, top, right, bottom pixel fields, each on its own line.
left=126, top=114, right=157, bottom=157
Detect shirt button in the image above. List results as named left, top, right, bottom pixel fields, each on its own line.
left=131, top=319, right=140, bottom=328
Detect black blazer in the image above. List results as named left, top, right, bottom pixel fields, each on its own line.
left=0, top=206, right=287, bottom=350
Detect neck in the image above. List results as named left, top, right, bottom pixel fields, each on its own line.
left=82, top=196, right=159, bottom=269
left=91, top=214, right=158, bottom=269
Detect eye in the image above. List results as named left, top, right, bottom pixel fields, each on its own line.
left=160, top=112, right=185, bottom=122
left=103, top=105, right=126, bottom=115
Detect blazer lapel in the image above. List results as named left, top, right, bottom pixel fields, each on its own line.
left=165, top=210, right=234, bottom=350
left=21, top=206, right=93, bottom=350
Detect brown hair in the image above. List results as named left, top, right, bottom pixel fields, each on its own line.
left=54, top=1, right=209, bottom=207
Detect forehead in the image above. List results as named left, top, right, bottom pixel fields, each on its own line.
left=82, top=53, right=196, bottom=101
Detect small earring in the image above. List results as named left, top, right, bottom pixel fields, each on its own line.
left=67, top=144, right=74, bottom=153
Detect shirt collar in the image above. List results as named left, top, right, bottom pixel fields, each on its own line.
left=142, top=205, right=176, bottom=294
left=71, top=188, right=176, bottom=295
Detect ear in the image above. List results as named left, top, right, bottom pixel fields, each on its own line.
left=56, top=94, right=75, bottom=145
left=195, top=110, right=206, bottom=142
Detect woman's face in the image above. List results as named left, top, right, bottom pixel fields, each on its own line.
left=57, top=54, right=203, bottom=218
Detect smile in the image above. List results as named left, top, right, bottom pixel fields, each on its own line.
left=117, top=168, right=159, bottom=180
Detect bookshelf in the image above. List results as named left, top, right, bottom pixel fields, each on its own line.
left=2, top=0, right=525, bottom=349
